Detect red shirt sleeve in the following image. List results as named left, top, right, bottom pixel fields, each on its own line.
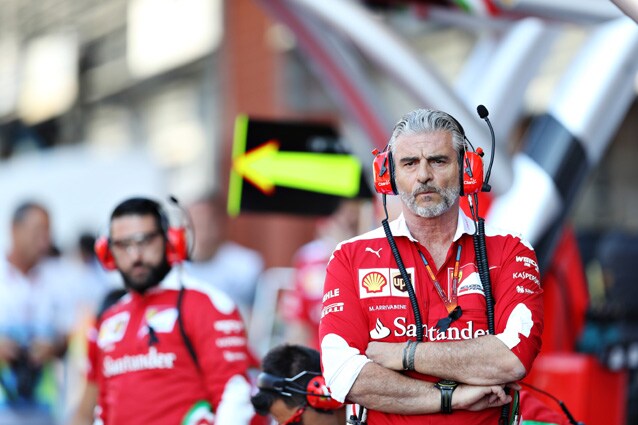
left=186, top=290, right=255, bottom=424
left=319, top=244, right=370, bottom=354
left=491, top=235, right=544, bottom=373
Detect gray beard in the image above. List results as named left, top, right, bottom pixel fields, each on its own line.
left=400, top=184, right=459, bottom=218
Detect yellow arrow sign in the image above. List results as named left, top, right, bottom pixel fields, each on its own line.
left=233, top=140, right=361, bottom=197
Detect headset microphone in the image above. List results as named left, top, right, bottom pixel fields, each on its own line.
left=256, top=371, right=343, bottom=411
left=477, top=104, right=489, bottom=119
left=476, top=104, right=495, bottom=193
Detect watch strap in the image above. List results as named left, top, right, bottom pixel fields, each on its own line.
left=435, top=380, right=457, bottom=414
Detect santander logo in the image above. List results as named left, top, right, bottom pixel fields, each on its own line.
left=369, top=318, right=391, bottom=340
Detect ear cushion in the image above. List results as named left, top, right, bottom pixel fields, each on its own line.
left=166, top=227, right=188, bottom=265
left=461, top=150, right=484, bottom=196
left=94, top=236, right=116, bottom=271
left=305, top=376, right=343, bottom=411
left=372, top=148, right=398, bottom=195
left=387, top=151, right=397, bottom=195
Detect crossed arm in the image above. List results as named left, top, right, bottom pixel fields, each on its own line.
left=347, top=360, right=513, bottom=414
left=366, top=335, right=526, bottom=385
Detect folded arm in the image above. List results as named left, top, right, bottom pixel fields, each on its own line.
left=366, top=335, right=526, bottom=385
left=348, top=361, right=511, bottom=413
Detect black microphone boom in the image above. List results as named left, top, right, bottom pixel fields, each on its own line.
left=477, top=104, right=489, bottom=120
left=476, top=104, right=495, bottom=192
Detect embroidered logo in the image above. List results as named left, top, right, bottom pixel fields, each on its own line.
left=370, top=318, right=391, bottom=340
left=98, top=312, right=130, bottom=348
left=362, top=272, right=387, bottom=293
left=365, top=247, right=383, bottom=258
left=392, top=272, right=411, bottom=292
left=359, top=268, right=414, bottom=299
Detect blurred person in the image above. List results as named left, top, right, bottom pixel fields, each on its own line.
left=0, top=201, right=76, bottom=424
left=58, top=233, right=124, bottom=424
left=90, top=197, right=257, bottom=424
left=67, top=288, right=127, bottom=425
left=251, top=344, right=345, bottom=425
left=184, top=194, right=264, bottom=320
left=282, top=199, right=364, bottom=350
left=319, top=109, right=544, bottom=423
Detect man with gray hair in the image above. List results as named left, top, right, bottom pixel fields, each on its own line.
left=319, top=109, right=544, bottom=424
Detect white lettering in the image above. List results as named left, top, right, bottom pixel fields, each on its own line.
left=216, top=336, right=247, bottom=348
left=214, top=320, right=244, bottom=334
left=368, top=304, right=407, bottom=312
left=516, top=256, right=539, bottom=272
left=388, top=318, right=486, bottom=341
left=512, top=272, right=541, bottom=287
left=394, top=316, right=407, bottom=337
left=516, top=285, right=536, bottom=295
left=321, top=302, right=344, bottom=318
left=223, top=351, right=248, bottom=362
left=103, top=347, right=176, bottom=377
left=322, top=288, right=340, bottom=303
left=461, top=322, right=473, bottom=339
left=447, top=327, right=460, bottom=340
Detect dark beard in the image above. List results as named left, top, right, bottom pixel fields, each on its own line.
left=121, top=258, right=171, bottom=294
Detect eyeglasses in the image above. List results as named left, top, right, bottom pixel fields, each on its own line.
left=110, top=230, right=162, bottom=254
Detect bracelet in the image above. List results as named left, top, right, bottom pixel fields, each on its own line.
left=407, top=340, right=419, bottom=371
left=402, top=340, right=413, bottom=370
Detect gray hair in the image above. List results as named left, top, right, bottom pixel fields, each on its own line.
left=388, top=109, right=465, bottom=157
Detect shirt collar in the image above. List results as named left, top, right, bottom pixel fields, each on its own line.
left=389, top=210, right=476, bottom=242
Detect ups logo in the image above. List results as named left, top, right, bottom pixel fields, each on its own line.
left=392, top=272, right=412, bottom=292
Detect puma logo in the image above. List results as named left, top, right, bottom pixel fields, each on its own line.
left=365, top=247, right=382, bottom=258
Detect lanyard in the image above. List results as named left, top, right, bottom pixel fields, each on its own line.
left=282, top=406, right=306, bottom=425
left=416, top=244, right=463, bottom=332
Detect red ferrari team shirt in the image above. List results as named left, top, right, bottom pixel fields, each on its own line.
left=319, top=212, right=544, bottom=425
left=96, top=269, right=255, bottom=425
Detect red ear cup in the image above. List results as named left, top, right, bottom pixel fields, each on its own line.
left=305, top=376, right=343, bottom=411
left=372, top=148, right=397, bottom=195
left=94, top=236, right=117, bottom=271
left=166, top=227, right=188, bottom=265
left=461, top=149, right=484, bottom=196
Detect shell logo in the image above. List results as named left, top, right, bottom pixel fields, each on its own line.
left=362, top=272, right=387, bottom=293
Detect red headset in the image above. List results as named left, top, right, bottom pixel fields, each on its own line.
left=94, top=202, right=188, bottom=271
left=256, top=371, right=343, bottom=411
left=372, top=113, right=485, bottom=197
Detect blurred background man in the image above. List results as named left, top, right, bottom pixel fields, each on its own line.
left=91, top=196, right=257, bottom=425
left=184, top=194, right=264, bottom=321
left=282, top=199, right=366, bottom=350
left=0, top=201, right=77, bottom=424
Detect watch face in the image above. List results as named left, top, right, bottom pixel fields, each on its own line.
left=437, top=380, right=458, bottom=389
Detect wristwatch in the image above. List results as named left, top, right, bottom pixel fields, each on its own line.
left=434, top=380, right=458, bottom=414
